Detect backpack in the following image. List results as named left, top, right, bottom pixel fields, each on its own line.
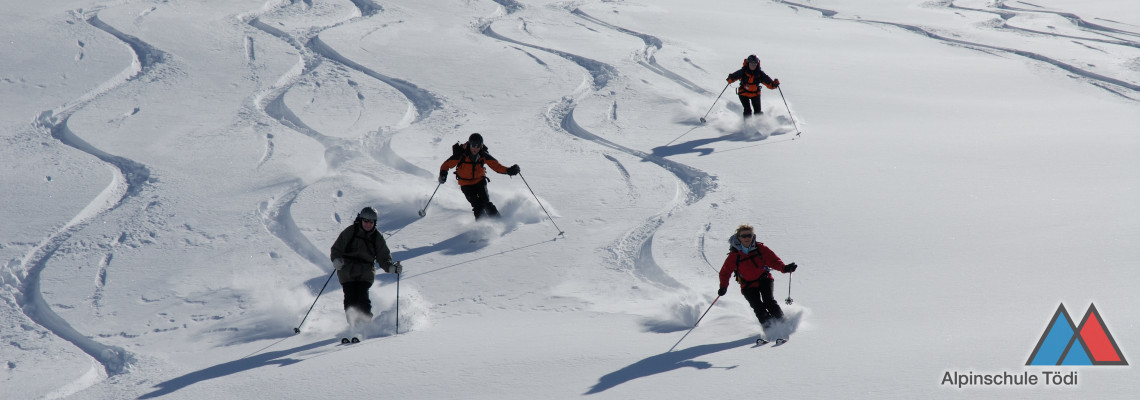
left=450, top=141, right=491, bottom=181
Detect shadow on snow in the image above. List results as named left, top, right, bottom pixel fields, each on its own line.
left=138, top=339, right=338, bottom=399
left=584, top=337, right=755, bottom=394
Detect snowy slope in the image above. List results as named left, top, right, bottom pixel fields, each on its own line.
left=2, top=0, right=1139, bottom=399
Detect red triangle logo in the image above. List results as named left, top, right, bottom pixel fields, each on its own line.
left=1076, top=304, right=1128, bottom=365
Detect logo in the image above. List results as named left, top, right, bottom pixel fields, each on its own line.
left=1026, top=303, right=1128, bottom=366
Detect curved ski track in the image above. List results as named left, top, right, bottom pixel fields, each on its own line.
left=478, top=9, right=717, bottom=290
left=242, top=1, right=445, bottom=289
left=776, top=0, right=1140, bottom=99
left=8, top=9, right=175, bottom=376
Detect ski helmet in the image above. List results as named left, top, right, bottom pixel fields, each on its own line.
left=746, top=55, right=760, bottom=65
left=468, top=133, right=484, bottom=147
left=358, top=207, right=378, bottom=221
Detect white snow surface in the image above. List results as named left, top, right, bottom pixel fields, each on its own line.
left=2, top=0, right=1139, bottom=399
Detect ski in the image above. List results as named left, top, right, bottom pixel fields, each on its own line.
left=339, top=337, right=362, bottom=345
left=756, top=338, right=788, bottom=346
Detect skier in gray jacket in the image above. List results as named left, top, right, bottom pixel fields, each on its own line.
left=330, top=207, right=400, bottom=326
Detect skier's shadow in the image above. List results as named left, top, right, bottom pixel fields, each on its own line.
left=584, top=337, right=755, bottom=394
left=651, top=124, right=793, bottom=158
left=138, top=338, right=337, bottom=399
left=392, top=232, right=492, bottom=261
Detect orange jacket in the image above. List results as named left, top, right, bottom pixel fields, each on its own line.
left=727, top=66, right=777, bottom=98
left=440, top=142, right=509, bottom=186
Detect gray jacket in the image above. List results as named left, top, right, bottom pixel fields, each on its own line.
left=330, top=222, right=393, bottom=284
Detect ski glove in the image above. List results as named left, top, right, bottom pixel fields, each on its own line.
left=506, top=164, right=520, bottom=176
left=333, top=258, right=345, bottom=270
left=717, top=287, right=727, bottom=297
left=785, top=262, right=797, bottom=273
left=438, top=170, right=448, bottom=184
left=772, top=79, right=780, bottom=88
left=389, top=261, right=403, bottom=275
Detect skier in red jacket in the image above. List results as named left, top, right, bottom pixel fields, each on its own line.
left=718, top=224, right=797, bottom=328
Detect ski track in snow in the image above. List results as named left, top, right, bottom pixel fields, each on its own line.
left=242, top=0, right=445, bottom=290
left=776, top=0, right=1140, bottom=99
left=478, top=9, right=717, bottom=291
left=8, top=8, right=171, bottom=378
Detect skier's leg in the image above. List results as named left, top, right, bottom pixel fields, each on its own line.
left=740, top=286, right=773, bottom=325
left=342, top=281, right=374, bottom=324
left=460, top=183, right=486, bottom=219
left=474, top=180, right=499, bottom=218
left=738, top=95, right=753, bottom=118
left=759, top=278, right=783, bottom=321
left=750, top=96, right=763, bottom=115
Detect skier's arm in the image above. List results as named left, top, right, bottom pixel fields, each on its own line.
left=726, top=69, right=744, bottom=83
left=759, top=244, right=787, bottom=273
left=330, top=227, right=352, bottom=262
left=374, top=234, right=394, bottom=272
left=484, top=157, right=510, bottom=174
left=440, top=157, right=460, bottom=172
left=718, top=255, right=736, bottom=289
left=759, top=71, right=779, bottom=89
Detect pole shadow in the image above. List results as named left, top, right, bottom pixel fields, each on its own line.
left=396, top=236, right=559, bottom=280
left=584, top=337, right=755, bottom=394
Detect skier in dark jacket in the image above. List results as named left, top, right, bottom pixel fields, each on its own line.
left=726, top=54, right=780, bottom=118
left=330, top=207, right=400, bottom=327
left=717, top=224, right=797, bottom=328
left=439, top=133, right=520, bottom=220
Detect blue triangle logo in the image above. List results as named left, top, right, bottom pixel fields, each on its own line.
left=1027, top=304, right=1084, bottom=365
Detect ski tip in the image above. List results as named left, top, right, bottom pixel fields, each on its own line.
left=341, top=338, right=350, bottom=344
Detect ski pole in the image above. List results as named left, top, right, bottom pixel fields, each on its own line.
left=668, top=296, right=720, bottom=352
left=395, top=261, right=402, bottom=335
left=776, top=86, right=802, bottom=136
left=699, top=82, right=732, bottom=123
left=294, top=269, right=336, bottom=334
left=664, top=126, right=700, bottom=147
left=518, top=172, right=565, bottom=236
left=418, top=182, right=443, bottom=217
left=785, top=272, right=794, bottom=305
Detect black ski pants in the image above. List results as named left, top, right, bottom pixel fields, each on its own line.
left=739, top=95, right=761, bottom=118
left=342, top=281, right=373, bottom=318
left=460, top=178, right=499, bottom=220
left=740, top=278, right=783, bottom=326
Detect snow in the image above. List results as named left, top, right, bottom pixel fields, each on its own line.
left=2, top=0, right=1139, bottom=399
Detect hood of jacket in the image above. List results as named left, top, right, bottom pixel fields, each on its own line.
left=728, top=234, right=757, bottom=254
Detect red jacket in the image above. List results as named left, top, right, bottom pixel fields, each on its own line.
left=719, top=242, right=788, bottom=289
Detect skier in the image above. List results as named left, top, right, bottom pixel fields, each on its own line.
left=726, top=54, right=780, bottom=118
left=717, top=224, right=797, bottom=329
left=439, top=133, right=520, bottom=220
left=330, top=207, right=401, bottom=327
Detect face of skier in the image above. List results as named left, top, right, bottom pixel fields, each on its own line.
left=361, top=218, right=375, bottom=232
left=747, top=60, right=758, bottom=70
left=469, top=142, right=482, bottom=154
left=737, top=230, right=754, bottom=245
